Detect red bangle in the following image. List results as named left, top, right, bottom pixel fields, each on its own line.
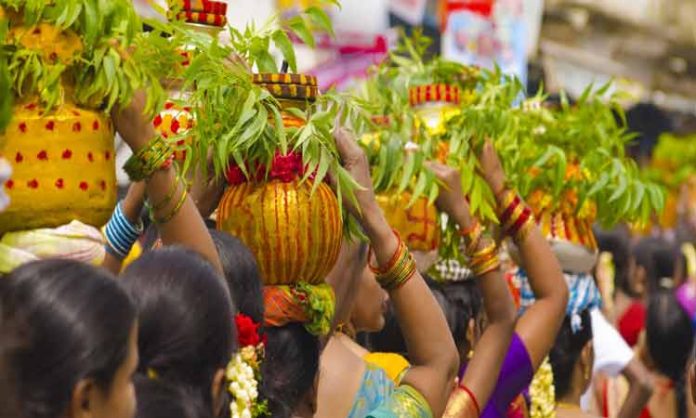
left=459, top=385, right=481, bottom=417
left=499, top=195, right=521, bottom=226
left=368, top=230, right=403, bottom=275
left=507, top=206, right=532, bottom=236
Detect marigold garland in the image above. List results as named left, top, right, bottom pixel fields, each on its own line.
left=529, top=357, right=556, bottom=418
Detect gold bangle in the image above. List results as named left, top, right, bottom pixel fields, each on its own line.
left=474, top=257, right=501, bottom=276
left=152, top=187, right=188, bottom=224
left=461, top=222, right=483, bottom=255
left=514, top=216, right=536, bottom=245
left=148, top=174, right=182, bottom=212
left=498, top=189, right=516, bottom=214
left=469, top=240, right=497, bottom=259
left=123, top=136, right=174, bottom=182
left=502, top=200, right=525, bottom=232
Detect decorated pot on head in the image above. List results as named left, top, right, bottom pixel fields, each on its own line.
left=409, top=83, right=462, bottom=137
left=361, top=114, right=441, bottom=254
left=155, top=1, right=228, bottom=163
left=217, top=73, right=343, bottom=286
left=509, top=164, right=599, bottom=274
left=0, top=22, right=116, bottom=234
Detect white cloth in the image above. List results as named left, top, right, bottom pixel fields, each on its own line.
left=580, top=308, right=635, bottom=409
left=0, top=158, right=11, bottom=212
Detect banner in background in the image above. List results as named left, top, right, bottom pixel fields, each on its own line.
left=441, top=0, right=527, bottom=83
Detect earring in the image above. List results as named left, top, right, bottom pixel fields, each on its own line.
left=584, top=365, right=590, bottom=380
left=467, top=349, right=474, bottom=360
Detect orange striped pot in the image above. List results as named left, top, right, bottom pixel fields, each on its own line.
left=525, top=189, right=598, bottom=273
left=377, top=192, right=440, bottom=252
left=217, top=179, right=342, bottom=285
left=0, top=100, right=116, bottom=234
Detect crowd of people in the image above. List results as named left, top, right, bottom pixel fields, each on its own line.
left=1, top=2, right=696, bottom=418
left=0, top=87, right=693, bottom=418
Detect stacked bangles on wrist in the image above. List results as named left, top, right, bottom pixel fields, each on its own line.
left=104, top=202, right=144, bottom=260
left=123, top=135, right=175, bottom=182
left=498, top=190, right=535, bottom=244
left=368, top=232, right=417, bottom=291
left=145, top=173, right=188, bottom=224
left=123, top=136, right=187, bottom=224
left=459, top=220, right=502, bottom=277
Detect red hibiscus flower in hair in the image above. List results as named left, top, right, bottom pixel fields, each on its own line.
left=235, top=313, right=263, bottom=347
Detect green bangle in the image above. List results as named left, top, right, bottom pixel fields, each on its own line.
left=147, top=173, right=182, bottom=212
left=123, top=136, right=174, bottom=181
left=152, top=188, right=188, bottom=224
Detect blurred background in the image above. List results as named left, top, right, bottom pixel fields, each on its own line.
left=126, top=0, right=696, bottom=180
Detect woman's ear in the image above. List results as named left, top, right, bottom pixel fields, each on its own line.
left=70, top=378, right=97, bottom=418
left=211, top=368, right=226, bottom=416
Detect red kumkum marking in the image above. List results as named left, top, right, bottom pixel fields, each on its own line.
left=27, top=179, right=38, bottom=189
left=62, top=149, right=72, bottom=159
left=15, top=153, right=23, bottom=163
left=5, top=180, right=13, bottom=189
left=37, top=150, right=48, bottom=160
left=18, top=122, right=27, bottom=133
left=45, top=121, right=55, bottom=131
left=79, top=181, right=88, bottom=191
left=55, top=178, right=64, bottom=189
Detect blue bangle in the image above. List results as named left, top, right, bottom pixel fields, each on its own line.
left=104, top=202, right=143, bottom=259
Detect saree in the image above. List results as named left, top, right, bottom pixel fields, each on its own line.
left=348, top=362, right=432, bottom=418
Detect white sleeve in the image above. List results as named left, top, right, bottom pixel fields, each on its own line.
left=590, top=308, right=634, bottom=377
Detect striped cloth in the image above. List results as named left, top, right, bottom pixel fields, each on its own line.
left=0, top=220, right=105, bottom=273
left=263, top=282, right=335, bottom=336
left=515, top=269, right=602, bottom=332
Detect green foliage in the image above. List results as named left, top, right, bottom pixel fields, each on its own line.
left=0, top=15, right=11, bottom=130
left=138, top=1, right=366, bottom=235
left=359, top=32, right=665, bottom=260
left=643, top=133, right=696, bottom=190
left=1, top=0, right=163, bottom=114
left=228, top=2, right=335, bottom=73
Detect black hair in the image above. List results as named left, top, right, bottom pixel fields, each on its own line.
left=210, top=229, right=264, bottom=324
left=121, top=247, right=236, bottom=418
left=134, top=376, right=207, bottom=418
left=429, top=280, right=454, bottom=335
left=595, top=228, right=632, bottom=296
left=442, top=280, right=483, bottom=357
left=549, top=309, right=593, bottom=399
left=625, top=102, right=672, bottom=163
left=633, top=237, right=671, bottom=293
left=0, top=259, right=136, bottom=418
left=260, top=324, right=319, bottom=418
left=646, top=291, right=694, bottom=418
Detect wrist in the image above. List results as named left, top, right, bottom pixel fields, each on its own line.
left=358, top=201, right=392, bottom=243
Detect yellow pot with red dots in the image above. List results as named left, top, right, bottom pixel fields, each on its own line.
left=0, top=100, right=116, bottom=234
left=153, top=99, right=194, bottom=162
left=377, top=192, right=440, bottom=252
